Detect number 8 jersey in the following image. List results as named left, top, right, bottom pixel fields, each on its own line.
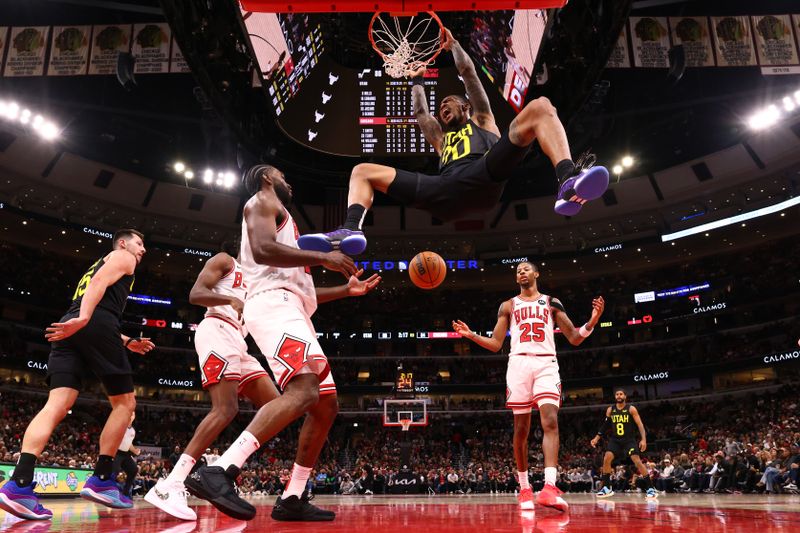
left=508, top=295, right=557, bottom=356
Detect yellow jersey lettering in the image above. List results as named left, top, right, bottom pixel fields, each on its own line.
left=440, top=123, right=473, bottom=166
left=71, top=259, right=101, bottom=301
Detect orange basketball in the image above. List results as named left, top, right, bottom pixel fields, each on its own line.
left=408, top=251, right=447, bottom=290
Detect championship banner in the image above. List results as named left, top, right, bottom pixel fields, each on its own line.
left=132, top=22, right=171, bottom=74
left=3, top=26, right=49, bottom=77
left=47, top=26, right=90, bottom=76
left=795, top=15, right=800, bottom=53
left=752, top=15, right=799, bottom=66
left=0, top=464, right=93, bottom=495
left=669, top=16, right=715, bottom=67
left=711, top=16, right=757, bottom=67
left=606, top=24, right=631, bottom=68
left=89, top=24, right=131, bottom=75
left=169, top=38, right=190, bottom=73
left=630, top=16, right=670, bottom=68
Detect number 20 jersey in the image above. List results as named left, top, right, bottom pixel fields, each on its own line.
left=508, top=295, right=557, bottom=356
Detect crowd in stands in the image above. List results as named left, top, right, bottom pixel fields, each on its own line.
left=1, top=383, right=797, bottom=497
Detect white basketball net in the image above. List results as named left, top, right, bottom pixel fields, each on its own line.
left=399, top=419, right=413, bottom=432
left=371, top=12, right=442, bottom=78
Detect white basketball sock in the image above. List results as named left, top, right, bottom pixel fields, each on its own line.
left=166, top=454, right=196, bottom=484
left=215, top=431, right=260, bottom=471
left=518, top=471, right=530, bottom=490
left=282, top=463, right=313, bottom=499
left=544, top=467, right=557, bottom=487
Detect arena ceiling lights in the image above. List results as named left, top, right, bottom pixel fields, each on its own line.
left=0, top=99, right=59, bottom=141
left=611, top=155, right=635, bottom=175
left=748, top=89, right=800, bottom=131
left=171, top=161, right=237, bottom=189
left=660, top=196, right=800, bottom=242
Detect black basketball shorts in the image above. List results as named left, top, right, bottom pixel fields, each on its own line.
left=47, top=309, right=134, bottom=395
left=386, top=131, right=529, bottom=222
left=607, top=439, right=639, bottom=459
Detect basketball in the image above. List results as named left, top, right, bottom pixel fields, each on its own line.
left=409, top=251, right=447, bottom=289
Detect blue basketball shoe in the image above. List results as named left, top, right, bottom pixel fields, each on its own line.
left=554, top=152, right=609, bottom=216
left=297, top=228, right=367, bottom=255
left=0, top=481, right=53, bottom=520
left=80, top=475, right=133, bottom=509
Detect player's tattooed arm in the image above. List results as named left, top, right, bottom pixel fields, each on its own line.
left=408, top=69, right=443, bottom=153
left=452, top=301, right=510, bottom=352
left=442, top=29, right=500, bottom=136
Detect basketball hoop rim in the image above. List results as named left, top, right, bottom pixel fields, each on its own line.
left=368, top=10, right=445, bottom=67
left=399, top=418, right=413, bottom=431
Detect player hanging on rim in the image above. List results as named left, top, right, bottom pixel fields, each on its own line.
left=145, top=240, right=282, bottom=520
left=298, top=28, right=608, bottom=255
left=452, top=261, right=603, bottom=512
left=185, top=164, right=380, bottom=522
left=591, top=389, right=658, bottom=500
left=0, top=230, right=154, bottom=520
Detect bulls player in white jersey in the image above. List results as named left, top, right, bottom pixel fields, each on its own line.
left=145, top=240, right=281, bottom=520
left=187, top=164, right=379, bottom=522
left=453, top=261, right=603, bottom=513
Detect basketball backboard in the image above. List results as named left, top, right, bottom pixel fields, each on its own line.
left=383, top=398, right=428, bottom=429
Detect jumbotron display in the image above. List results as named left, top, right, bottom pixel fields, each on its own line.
left=273, top=58, right=471, bottom=156
left=240, top=9, right=544, bottom=156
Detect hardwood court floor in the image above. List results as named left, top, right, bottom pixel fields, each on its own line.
left=1, top=493, right=798, bottom=532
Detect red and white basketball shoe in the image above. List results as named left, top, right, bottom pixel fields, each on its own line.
left=536, top=484, right=569, bottom=513
left=518, top=487, right=535, bottom=510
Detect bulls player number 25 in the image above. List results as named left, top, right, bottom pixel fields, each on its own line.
left=519, top=322, right=545, bottom=343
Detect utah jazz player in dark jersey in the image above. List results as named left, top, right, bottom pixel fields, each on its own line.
left=298, top=27, right=608, bottom=255
left=590, top=389, right=657, bottom=500
left=0, top=230, right=154, bottom=521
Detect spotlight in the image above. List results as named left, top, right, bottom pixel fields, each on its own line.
left=223, top=172, right=235, bottom=188
left=20, top=109, right=31, bottom=124
left=39, top=122, right=59, bottom=140
left=621, top=155, right=634, bottom=167
left=32, top=115, right=44, bottom=130
left=203, top=169, right=213, bottom=183
left=215, top=178, right=223, bottom=186
left=783, top=96, right=796, bottom=112
left=184, top=170, right=194, bottom=179
left=612, top=164, right=623, bottom=174
left=795, top=90, right=800, bottom=105
left=5, top=102, right=19, bottom=120
left=174, top=161, right=186, bottom=173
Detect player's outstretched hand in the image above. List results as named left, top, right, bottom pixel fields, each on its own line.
left=347, top=269, right=381, bottom=296
left=441, top=28, right=455, bottom=51
left=322, top=251, right=357, bottom=278
left=639, top=439, right=647, bottom=452
left=128, top=338, right=155, bottom=355
left=45, top=316, right=89, bottom=342
left=590, top=435, right=600, bottom=449
left=452, top=319, right=472, bottom=338
left=590, top=296, right=605, bottom=321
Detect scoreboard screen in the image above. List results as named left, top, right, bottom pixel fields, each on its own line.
left=241, top=11, right=325, bottom=116
left=274, top=57, right=511, bottom=157
left=396, top=371, right=415, bottom=394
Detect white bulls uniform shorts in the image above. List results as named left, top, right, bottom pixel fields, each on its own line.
left=195, top=258, right=268, bottom=390
left=239, top=201, right=336, bottom=395
left=505, top=294, right=562, bottom=414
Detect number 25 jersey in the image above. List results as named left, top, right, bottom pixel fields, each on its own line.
left=508, top=295, right=557, bottom=356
